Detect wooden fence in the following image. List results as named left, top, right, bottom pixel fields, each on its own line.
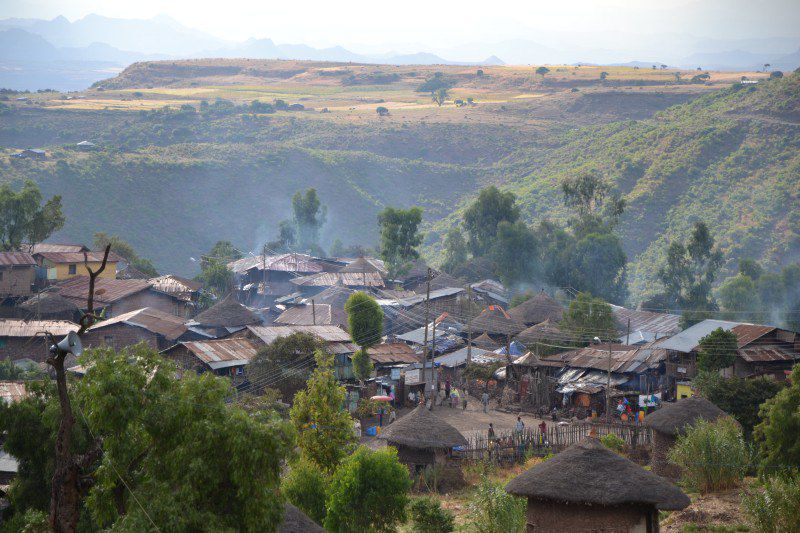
left=455, top=422, right=652, bottom=464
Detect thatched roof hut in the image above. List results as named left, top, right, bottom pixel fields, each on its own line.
left=414, top=272, right=463, bottom=294
left=379, top=405, right=467, bottom=471
left=339, top=256, right=384, bottom=274
left=644, top=396, right=730, bottom=479
left=506, top=438, right=689, bottom=532
left=643, top=396, right=728, bottom=437
left=472, top=332, right=499, bottom=350
left=278, top=503, right=324, bottom=533
left=507, top=292, right=564, bottom=326
left=191, top=294, right=261, bottom=330
left=471, top=305, right=524, bottom=338
left=19, top=292, right=80, bottom=321
left=515, top=319, right=570, bottom=345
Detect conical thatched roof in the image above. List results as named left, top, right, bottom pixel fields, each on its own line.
left=414, top=272, right=463, bottom=294
left=379, top=405, right=467, bottom=450
left=279, top=503, right=324, bottom=533
left=507, top=292, right=564, bottom=326
left=505, top=438, right=690, bottom=510
left=472, top=332, right=499, bottom=349
left=516, top=319, right=570, bottom=345
left=192, top=294, right=261, bottom=327
left=471, top=305, right=524, bottom=337
left=644, top=396, right=729, bottom=437
left=20, top=292, right=79, bottom=315
left=312, top=283, right=354, bottom=309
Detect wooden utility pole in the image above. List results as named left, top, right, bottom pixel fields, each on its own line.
left=625, top=318, right=631, bottom=346
left=422, top=267, right=431, bottom=404
left=312, top=299, right=316, bottom=325
left=466, top=285, right=472, bottom=365
left=606, top=342, right=612, bottom=426
left=48, top=245, right=110, bottom=532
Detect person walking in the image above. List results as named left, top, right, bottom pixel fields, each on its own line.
left=481, top=390, right=490, bottom=413
left=450, top=387, right=459, bottom=408
left=445, top=378, right=451, bottom=402
left=461, top=391, right=468, bottom=410
left=515, top=416, right=525, bottom=434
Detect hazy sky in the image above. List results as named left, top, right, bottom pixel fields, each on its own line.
left=4, top=0, right=800, bottom=50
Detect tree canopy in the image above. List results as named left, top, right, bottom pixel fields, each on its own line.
left=345, top=291, right=384, bottom=349
left=441, top=227, right=468, bottom=275
left=560, top=292, right=618, bottom=342
left=248, top=332, right=324, bottom=401
left=754, top=364, right=800, bottom=475
left=378, top=206, right=423, bottom=278
left=696, top=327, right=738, bottom=372
left=292, top=188, right=326, bottom=251
left=92, top=232, right=158, bottom=277
left=463, top=186, right=520, bottom=257
left=0, top=179, right=65, bottom=251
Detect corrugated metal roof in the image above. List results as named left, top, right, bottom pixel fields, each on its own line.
left=55, top=277, right=153, bottom=305
left=247, top=324, right=350, bottom=344
left=290, top=271, right=385, bottom=287
left=545, top=342, right=666, bottom=374
left=180, top=338, right=258, bottom=370
left=737, top=345, right=799, bottom=363
left=610, top=305, right=681, bottom=336
left=149, top=275, right=202, bottom=301
left=656, top=319, right=744, bottom=353
left=0, top=252, right=36, bottom=266
left=35, top=251, right=122, bottom=263
left=275, top=304, right=342, bottom=326
left=730, top=324, right=776, bottom=347
left=434, top=346, right=503, bottom=368
left=228, top=253, right=325, bottom=274
left=87, top=307, right=188, bottom=340
left=397, top=287, right=464, bottom=307
left=0, top=381, right=27, bottom=403
left=30, top=243, right=88, bottom=254
left=368, top=343, right=420, bottom=364
left=0, top=319, right=78, bottom=337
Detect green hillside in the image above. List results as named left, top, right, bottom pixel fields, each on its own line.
left=1, top=69, right=797, bottom=304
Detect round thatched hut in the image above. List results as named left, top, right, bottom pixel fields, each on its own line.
left=378, top=405, right=467, bottom=474
left=643, top=396, right=729, bottom=479
left=188, top=294, right=261, bottom=336
left=18, top=292, right=80, bottom=322
left=506, top=437, right=689, bottom=532
left=471, top=305, right=525, bottom=339
left=507, top=291, right=564, bottom=327
left=278, top=503, right=324, bottom=533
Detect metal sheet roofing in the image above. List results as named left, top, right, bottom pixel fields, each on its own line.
left=397, top=287, right=464, bottom=307
left=730, top=324, right=776, bottom=347
left=737, top=345, right=799, bottom=363
left=246, top=324, right=350, bottom=344
left=610, top=305, right=681, bottom=336
left=544, top=342, right=666, bottom=374
left=0, top=381, right=27, bottom=403
left=0, top=319, right=78, bottom=337
left=275, top=304, right=342, bottom=326
left=87, top=307, right=188, bottom=340
left=29, top=243, right=88, bottom=254
left=149, top=275, right=202, bottom=301
left=0, top=252, right=36, bottom=266
left=290, top=271, right=385, bottom=288
left=434, top=346, right=503, bottom=368
left=656, top=319, right=744, bottom=353
left=55, top=277, right=153, bottom=305
left=179, top=338, right=258, bottom=370
left=367, top=343, right=420, bottom=364
left=35, top=251, right=122, bottom=263
left=228, top=253, right=325, bottom=274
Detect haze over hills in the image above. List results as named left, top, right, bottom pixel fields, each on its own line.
left=0, top=59, right=797, bottom=304
left=1, top=13, right=800, bottom=90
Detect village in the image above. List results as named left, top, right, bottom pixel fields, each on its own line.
left=0, top=230, right=798, bottom=532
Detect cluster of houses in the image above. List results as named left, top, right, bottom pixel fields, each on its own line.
left=1, top=245, right=799, bottom=422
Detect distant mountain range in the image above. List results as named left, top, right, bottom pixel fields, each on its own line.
left=1, top=13, right=799, bottom=91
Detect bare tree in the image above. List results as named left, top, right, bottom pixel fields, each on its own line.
left=48, top=245, right=111, bottom=532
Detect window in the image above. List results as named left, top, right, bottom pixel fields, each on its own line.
left=104, top=336, right=113, bottom=344
left=68, top=264, right=77, bottom=275
left=235, top=367, right=244, bottom=376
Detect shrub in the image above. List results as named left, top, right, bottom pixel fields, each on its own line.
left=281, top=459, right=328, bottom=525
left=409, top=497, right=455, bottom=533
left=742, top=474, right=800, bottom=532
left=600, top=433, right=626, bottom=454
left=668, top=418, right=750, bottom=493
left=324, top=446, right=411, bottom=532
left=753, top=364, right=800, bottom=475
left=464, top=478, right=526, bottom=533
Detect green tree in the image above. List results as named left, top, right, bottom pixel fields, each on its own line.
left=464, top=478, right=526, bottom=533
left=409, top=497, right=455, bottom=533
left=490, top=220, right=540, bottom=286
left=463, top=186, right=520, bottom=257
left=195, top=240, right=240, bottom=296
left=267, top=220, right=297, bottom=253
left=324, top=446, right=411, bottom=532
left=560, top=292, right=618, bottom=342
left=346, top=291, right=382, bottom=383
left=717, top=273, right=759, bottom=322
left=281, top=459, right=328, bottom=525
left=292, top=188, right=326, bottom=251
left=560, top=168, right=625, bottom=237
left=92, top=232, right=158, bottom=277
left=738, top=258, right=764, bottom=280
left=535, top=66, right=550, bottom=78
left=376, top=106, right=390, bottom=116
left=441, top=227, right=469, bottom=275
left=753, top=364, right=800, bottom=475
left=0, top=179, right=65, bottom=251
left=248, top=333, right=324, bottom=401
left=206, top=240, right=242, bottom=264
left=351, top=349, right=373, bottom=384
left=569, top=232, right=627, bottom=304
left=696, top=327, right=738, bottom=372
left=693, top=371, right=783, bottom=437
left=377, top=206, right=423, bottom=278
left=290, top=351, right=357, bottom=473
left=657, top=222, right=723, bottom=327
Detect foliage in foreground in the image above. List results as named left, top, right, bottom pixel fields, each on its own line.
left=753, top=364, right=800, bottom=476
left=668, top=418, right=750, bottom=493
left=409, top=497, right=455, bottom=533
left=324, top=446, right=411, bottom=533
left=281, top=459, right=328, bottom=525
left=464, top=477, right=526, bottom=533
left=742, top=474, right=800, bottom=533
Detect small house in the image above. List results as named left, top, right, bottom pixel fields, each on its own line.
left=76, top=141, right=97, bottom=151
left=11, top=149, right=46, bottom=160
left=161, top=337, right=259, bottom=386
left=185, top=294, right=262, bottom=337
left=33, top=251, right=121, bottom=281
left=0, top=319, right=79, bottom=361
left=378, top=404, right=467, bottom=478
left=54, top=277, right=192, bottom=318
left=0, top=252, right=37, bottom=299
left=506, top=437, right=689, bottom=532
left=470, top=279, right=510, bottom=307
left=644, top=396, right=730, bottom=479
left=229, top=253, right=325, bottom=305
left=17, top=292, right=81, bottom=322
left=82, top=307, right=201, bottom=352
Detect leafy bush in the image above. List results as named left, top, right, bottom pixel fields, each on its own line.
left=324, top=446, right=411, bottom=532
left=693, top=371, right=782, bottom=437
left=281, top=459, right=328, bottom=525
left=409, top=497, right=455, bottom=533
left=600, top=433, right=626, bottom=453
left=742, top=474, right=800, bottom=533
left=754, top=365, right=800, bottom=475
left=464, top=478, right=526, bottom=533
left=668, top=418, right=750, bottom=493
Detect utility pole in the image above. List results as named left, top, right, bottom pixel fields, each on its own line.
left=422, top=267, right=431, bottom=405
left=606, top=342, right=612, bottom=426
left=625, top=318, right=631, bottom=346
left=312, top=299, right=316, bottom=326
left=466, top=284, right=472, bottom=365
